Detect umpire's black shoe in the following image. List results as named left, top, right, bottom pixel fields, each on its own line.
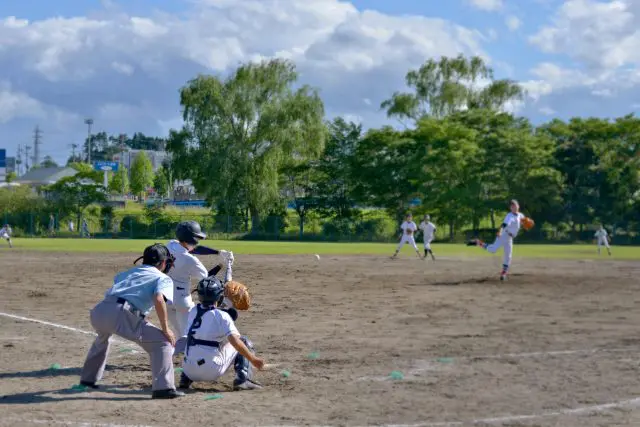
left=152, top=389, right=185, bottom=399
left=79, top=381, right=99, bottom=389
left=178, top=372, right=193, bottom=390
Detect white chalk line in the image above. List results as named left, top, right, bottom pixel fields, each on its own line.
left=382, top=397, right=640, bottom=426
left=3, top=311, right=640, bottom=426
left=0, top=312, right=139, bottom=353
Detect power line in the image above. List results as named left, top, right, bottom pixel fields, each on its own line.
left=33, top=125, right=43, bottom=167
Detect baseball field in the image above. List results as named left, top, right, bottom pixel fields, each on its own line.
left=1, top=241, right=640, bottom=426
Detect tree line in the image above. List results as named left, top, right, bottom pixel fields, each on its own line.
left=165, top=55, right=640, bottom=240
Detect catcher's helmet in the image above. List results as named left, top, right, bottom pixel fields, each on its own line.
left=197, top=276, right=225, bottom=306
left=176, top=221, right=206, bottom=245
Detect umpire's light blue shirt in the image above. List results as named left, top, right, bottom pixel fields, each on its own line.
left=105, top=265, right=174, bottom=315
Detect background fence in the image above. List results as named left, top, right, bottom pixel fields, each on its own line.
left=3, top=210, right=640, bottom=245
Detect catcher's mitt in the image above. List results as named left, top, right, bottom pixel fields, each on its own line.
left=521, top=216, right=535, bottom=231
left=224, top=281, right=251, bottom=310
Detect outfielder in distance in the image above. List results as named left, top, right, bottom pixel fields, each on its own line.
left=594, top=225, right=612, bottom=256
left=391, top=213, right=423, bottom=259
left=466, top=200, right=534, bottom=281
left=419, top=214, right=437, bottom=261
left=166, top=221, right=234, bottom=354
left=0, top=224, right=12, bottom=248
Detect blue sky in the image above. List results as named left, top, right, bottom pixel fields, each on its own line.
left=0, top=0, right=638, bottom=165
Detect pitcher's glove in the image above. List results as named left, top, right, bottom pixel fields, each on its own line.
left=224, top=281, right=251, bottom=310
left=521, top=216, right=535, bottom=231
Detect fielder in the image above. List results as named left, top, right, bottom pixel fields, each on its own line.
left=419, top=214, right=437, bottom=261
left=178, top=276, right=265, bottom=391
left=391, top=214, right=422, bottom=259
left=466, top=200, right=534, bottom=281
left=78, top=243, right=184, bottom=399
left=594, top=225, right=612, bottom=256
left=0, top=224, right=12, bottom=248
left=167, top=221, right=233, bottom=354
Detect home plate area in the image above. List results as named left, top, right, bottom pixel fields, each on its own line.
left=1, top=251, right=640, bottom=426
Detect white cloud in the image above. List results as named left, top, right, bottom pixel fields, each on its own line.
left=0, top=0, right=488, bottom=163
left=467, top=0, right=503, bottom=11
left=505, top=16, right=521, bottom=31
left=539, top=106, right=556, bottom=115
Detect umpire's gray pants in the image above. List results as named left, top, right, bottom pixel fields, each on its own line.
left=80, top=298, right=175, bottom=391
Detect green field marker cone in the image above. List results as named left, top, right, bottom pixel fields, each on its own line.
left=49, top=363, right=61, bottom=370
left=281, top=370, right=291, bottom=378
left=175, top=367, right=183, bottom=373
left=307, top=351, right=319, bottom=360
left=119, top=348, right=134, bottom=353
left=436, top=357, right=454, bottom=364
left=204, top=394, right=223, bottom=401
left=70, top=384, right=88, bottom=391
left=389, top=371, right=404, bottom=380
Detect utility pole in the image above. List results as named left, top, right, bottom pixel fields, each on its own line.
left=33, top=125, right=42, bottom=167
left=70, top=143, right=78, bottom=162
left=25, top=145, right=31, bottom=172
left=16, top=145, right=22, bottom=176
left=84, top=118, right=94, bottom=165
left=119, top=134, right=126, bottom=196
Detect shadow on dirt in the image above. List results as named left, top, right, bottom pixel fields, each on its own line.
left=0, top=386, right=149, bottom=404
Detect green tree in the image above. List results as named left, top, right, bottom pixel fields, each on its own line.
left=381, top=54, right=524, bottom=125
left=40, top=156, right=59, bottom=168
left=167, top=58, right=326, bottom=229
left=109, top=166, right=130, bottom=195
left=153, top=166, right=171, bottom=198
left=5, top=171, right=16, bottom=183
left=130, top=152, right=154, bottom=199
left=45, top=172, right=107, bottom=228
left=281, top=162, right=319, bottom=237
left=314, top=117, right=362, bottom=219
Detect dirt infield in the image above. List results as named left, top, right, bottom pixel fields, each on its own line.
left=1, top=250, right=640, bottom=426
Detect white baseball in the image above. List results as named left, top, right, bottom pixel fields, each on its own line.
left=315, top=254, right=321, bottom=260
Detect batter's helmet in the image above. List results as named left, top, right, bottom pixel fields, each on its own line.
left=176, top=221, right=206, bottom=245
left=197, top=276, right=225, bottom=306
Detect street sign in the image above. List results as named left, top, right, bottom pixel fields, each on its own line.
left=93, top=161, right=119, bottom=171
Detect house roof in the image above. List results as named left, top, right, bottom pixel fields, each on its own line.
left=15, top=167, right=78, bottom=185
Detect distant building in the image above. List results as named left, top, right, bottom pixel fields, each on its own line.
left=15, top=167, right=78, bottom=187
left=5, top=157, right=16, bottom=174
left=114, top=150, right=169, bottom=173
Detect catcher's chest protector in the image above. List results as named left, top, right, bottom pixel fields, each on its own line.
left=185, top=305, right=220, bottom=357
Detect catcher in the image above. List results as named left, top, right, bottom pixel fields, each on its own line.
left=178, top=276, right=264, bottom=391
left=466, top=199, right=534, bottom=281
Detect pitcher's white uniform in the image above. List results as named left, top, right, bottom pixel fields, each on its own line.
left=182, top=307, right=241, bottom=381
left=0, top=225, right=11, bottom=240
left=594, top=227, right=611, bottom=254
left=397, top=221, right=418, bottom=250
left=484, top=212, right=524, bottom=270
left=166, top=240, right=208, bottom=338
left=419, top=221, right=436, bottom=249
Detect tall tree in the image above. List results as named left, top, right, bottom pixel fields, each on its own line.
left=109, top=166, right=130, bottom=195
left=381, top=54, right=524, bottom=125
left=40, top=156, right=59, bottom=168
left=130, top=152, right=154, bottom=199
left=153, top=166, right=171, bottom=198
left=314, top=117, right=362, bottom=219
left=45, top=172, right=107, bottom=228
left=167, top=58, right=326, bottom=229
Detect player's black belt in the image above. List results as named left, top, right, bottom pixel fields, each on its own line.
left=187, top=336, right=219, bottom=348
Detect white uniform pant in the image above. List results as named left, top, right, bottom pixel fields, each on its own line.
left=597, top=238, right=610, bottom=250
left=423, top=237, right=433, bottom=250
left=485, top=233, right=513, bottom=269
left=397, top=235, right=418, bottom=251
left=167, top=285, right=195, bottom=337
left=183, top=343, right=238, bottom=381
left=1, top=232, right=10, bottom=240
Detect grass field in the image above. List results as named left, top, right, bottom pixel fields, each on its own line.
left=3, top=238, right=639, bottom=259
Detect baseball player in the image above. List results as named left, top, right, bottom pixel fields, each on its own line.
left=78, top=243, right=185, bottom=399
left=81, top=219, right=90, bottom=238
left=48, top=214, right=56, bottom=236
left=594, top=225, right=612, bottom=256
left=167, top=221, right=233, bottom=354
left=391, top=214, right=422, bottom=259
left=0, top=224, right=12, bottom=248
left=466, top=200, right=528, bottom=281
left=419, top=214, right=437, bottom=260
left=178, top=276, right=265, bottom=391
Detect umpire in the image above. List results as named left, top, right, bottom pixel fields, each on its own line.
left=78, top=243, right=184, bottom=399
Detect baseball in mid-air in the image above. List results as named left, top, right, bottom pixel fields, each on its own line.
left=315, top=254, right=321, bottom=260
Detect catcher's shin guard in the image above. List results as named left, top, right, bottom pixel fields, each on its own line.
left=234, top=336, right=255, bottom=384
